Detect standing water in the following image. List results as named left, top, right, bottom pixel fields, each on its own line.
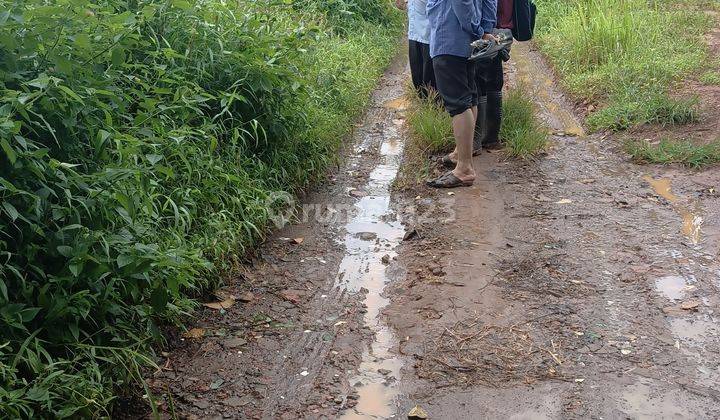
left=337, top=97, right=407, bottom=419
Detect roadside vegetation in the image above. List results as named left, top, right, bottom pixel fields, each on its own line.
left=0, top=0, right=401, bottom=417
left=535, top=0, right=715, bottom=132
left=625, top=138, right=720, bottom=168
left=404, top=85, right=547, bottom=166
left=500, top=88, right=549, bottom=158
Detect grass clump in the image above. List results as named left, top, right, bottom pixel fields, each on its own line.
left=501, top=89, right=549, bottom=157
left=406, top=91, right=455, bottom=154
left=625, top=138, right=720, bottom=167
left=0, top=0, right=401, bottom=417
left=699, top=71, right=720, bottom=85
left=405, top=87, right=546, bottom=159
left=535, top=0, right=714, bottom=131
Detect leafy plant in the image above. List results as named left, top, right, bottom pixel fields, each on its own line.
left=0, top=0, right=401, bottom=416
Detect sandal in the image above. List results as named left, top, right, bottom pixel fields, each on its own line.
left=426, top=171, right=474, bottom=188
left=439, top=155, right=456, bottom=169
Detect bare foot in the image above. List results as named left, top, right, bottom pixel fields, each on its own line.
left=452, top=167, right=476, bottom=183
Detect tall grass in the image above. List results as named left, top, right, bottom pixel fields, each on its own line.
left=535, top=0, right=713, bottom=131
left=501, top=89, right=549, bottom=158
left=626, top=138, right=720, bottom=167
left=0, top=0, right=401, bottom=417
left=406, top=91, right=455, bottom=154
left=405, top=87, right=546, bottom=160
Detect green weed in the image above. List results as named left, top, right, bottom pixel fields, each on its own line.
left=406, top=90, right=455, bottom=154
left=501, top=88, right=549, bottom=158
left=699, top=71, right=720, bottom=85
left=0, top=0, right=401, bottom=416
left=587, top=94, right=699, bottom=131
left=625, top=138, right=720, bottom=167
left=535, top=0, right=713, bottom=131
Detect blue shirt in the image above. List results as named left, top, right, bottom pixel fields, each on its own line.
left=408, top=0, right=431, bottom=44
left=427, top=0, right=497, bottom=58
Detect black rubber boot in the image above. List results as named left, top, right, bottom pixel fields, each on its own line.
left=483, top=91, right=502, bottom=149
left=473, top=95, right=487, bottom=155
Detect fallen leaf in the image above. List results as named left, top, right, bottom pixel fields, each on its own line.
left=681, top=300, right=700, bottom=310
left=408, top=404, right=428, bottom=419
left=280, top=290, right=301, bottom=304
left=203, top=294, right=235, bottom=310
left=292, top=237, right=304, bottom=244
left=183, top=328, right=205, bottom=339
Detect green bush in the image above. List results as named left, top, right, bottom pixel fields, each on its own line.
left=0, top=0, right=401, bottom=417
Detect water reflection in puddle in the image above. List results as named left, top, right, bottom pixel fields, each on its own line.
left=654, top=275, right=690, bottom=300
left=338, top=97, right=406, bottom=419
left=644, top=176, right=703, bottom=244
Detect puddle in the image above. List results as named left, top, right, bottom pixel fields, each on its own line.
left=644, top=176, right=703, bottom=244
left=644, top=176, right=679, bottom=202
left=654, top=275, right=689, bottom=300
left=337, top=98, right=406, bottom=419
left=621, top=378, right=696, bottom=418
left=681, top=205, right=704, bottom=245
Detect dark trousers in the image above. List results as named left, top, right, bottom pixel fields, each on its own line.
left=409, top=40, right=436, bottom=96
left=476, top=56, right=504, bottom=94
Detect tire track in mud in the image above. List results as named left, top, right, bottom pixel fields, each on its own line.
left=385, top=42, right=720, bottom=419
left=148, top=54, right=413, bottom=420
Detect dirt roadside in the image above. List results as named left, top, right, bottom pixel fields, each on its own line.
left=143, top=42, right=720, bottom=419
left=387, top=42, right=720, bottom=418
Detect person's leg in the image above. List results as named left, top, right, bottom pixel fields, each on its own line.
left=452, top=108, right=475, bottom=181
left=474, top=59, right=491, bottom=153
left=408, top=40, right=424, bottom=94
left=483, top=57, right=504, bottom=147
left=430, top=55, right=476, bottom=185
left=420, top=42, right=436, bottom=95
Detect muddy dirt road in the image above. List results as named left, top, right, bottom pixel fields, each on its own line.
left=149, top=44, right=720, bottom=419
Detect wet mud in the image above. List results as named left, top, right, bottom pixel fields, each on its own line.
left=144, top=42, right=720, bottom=419
left=383, top=42, right=720, bottom=419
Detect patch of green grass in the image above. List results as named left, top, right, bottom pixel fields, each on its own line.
left=501, top=88, right=549, bottom=158
left=406, top=90, right=454, bottom=154
left=699, top=71, right=720, bottom=85
left=405, top=87, right=547, bottom=159
left=587, top=94, right=699, bottom=131
left=625, top=138, right=720, bottom=167
left=535, top=0, right=714, bottom=131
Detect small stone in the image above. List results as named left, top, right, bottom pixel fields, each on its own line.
left=431, top=267, right=444, bottom=276
left=193, top=399, right=211, bottom=409
left=377, top=368, right=392, bottom=376
left=223, top=337, right=247, bottom=349
left=238, top=291, right=255, bottom=302
left=381, top=254, right=390, bottom=264
left=357, top=232, right=378, bottom=241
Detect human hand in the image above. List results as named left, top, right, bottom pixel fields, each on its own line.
left=482, top=33, right=499, bottom=42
